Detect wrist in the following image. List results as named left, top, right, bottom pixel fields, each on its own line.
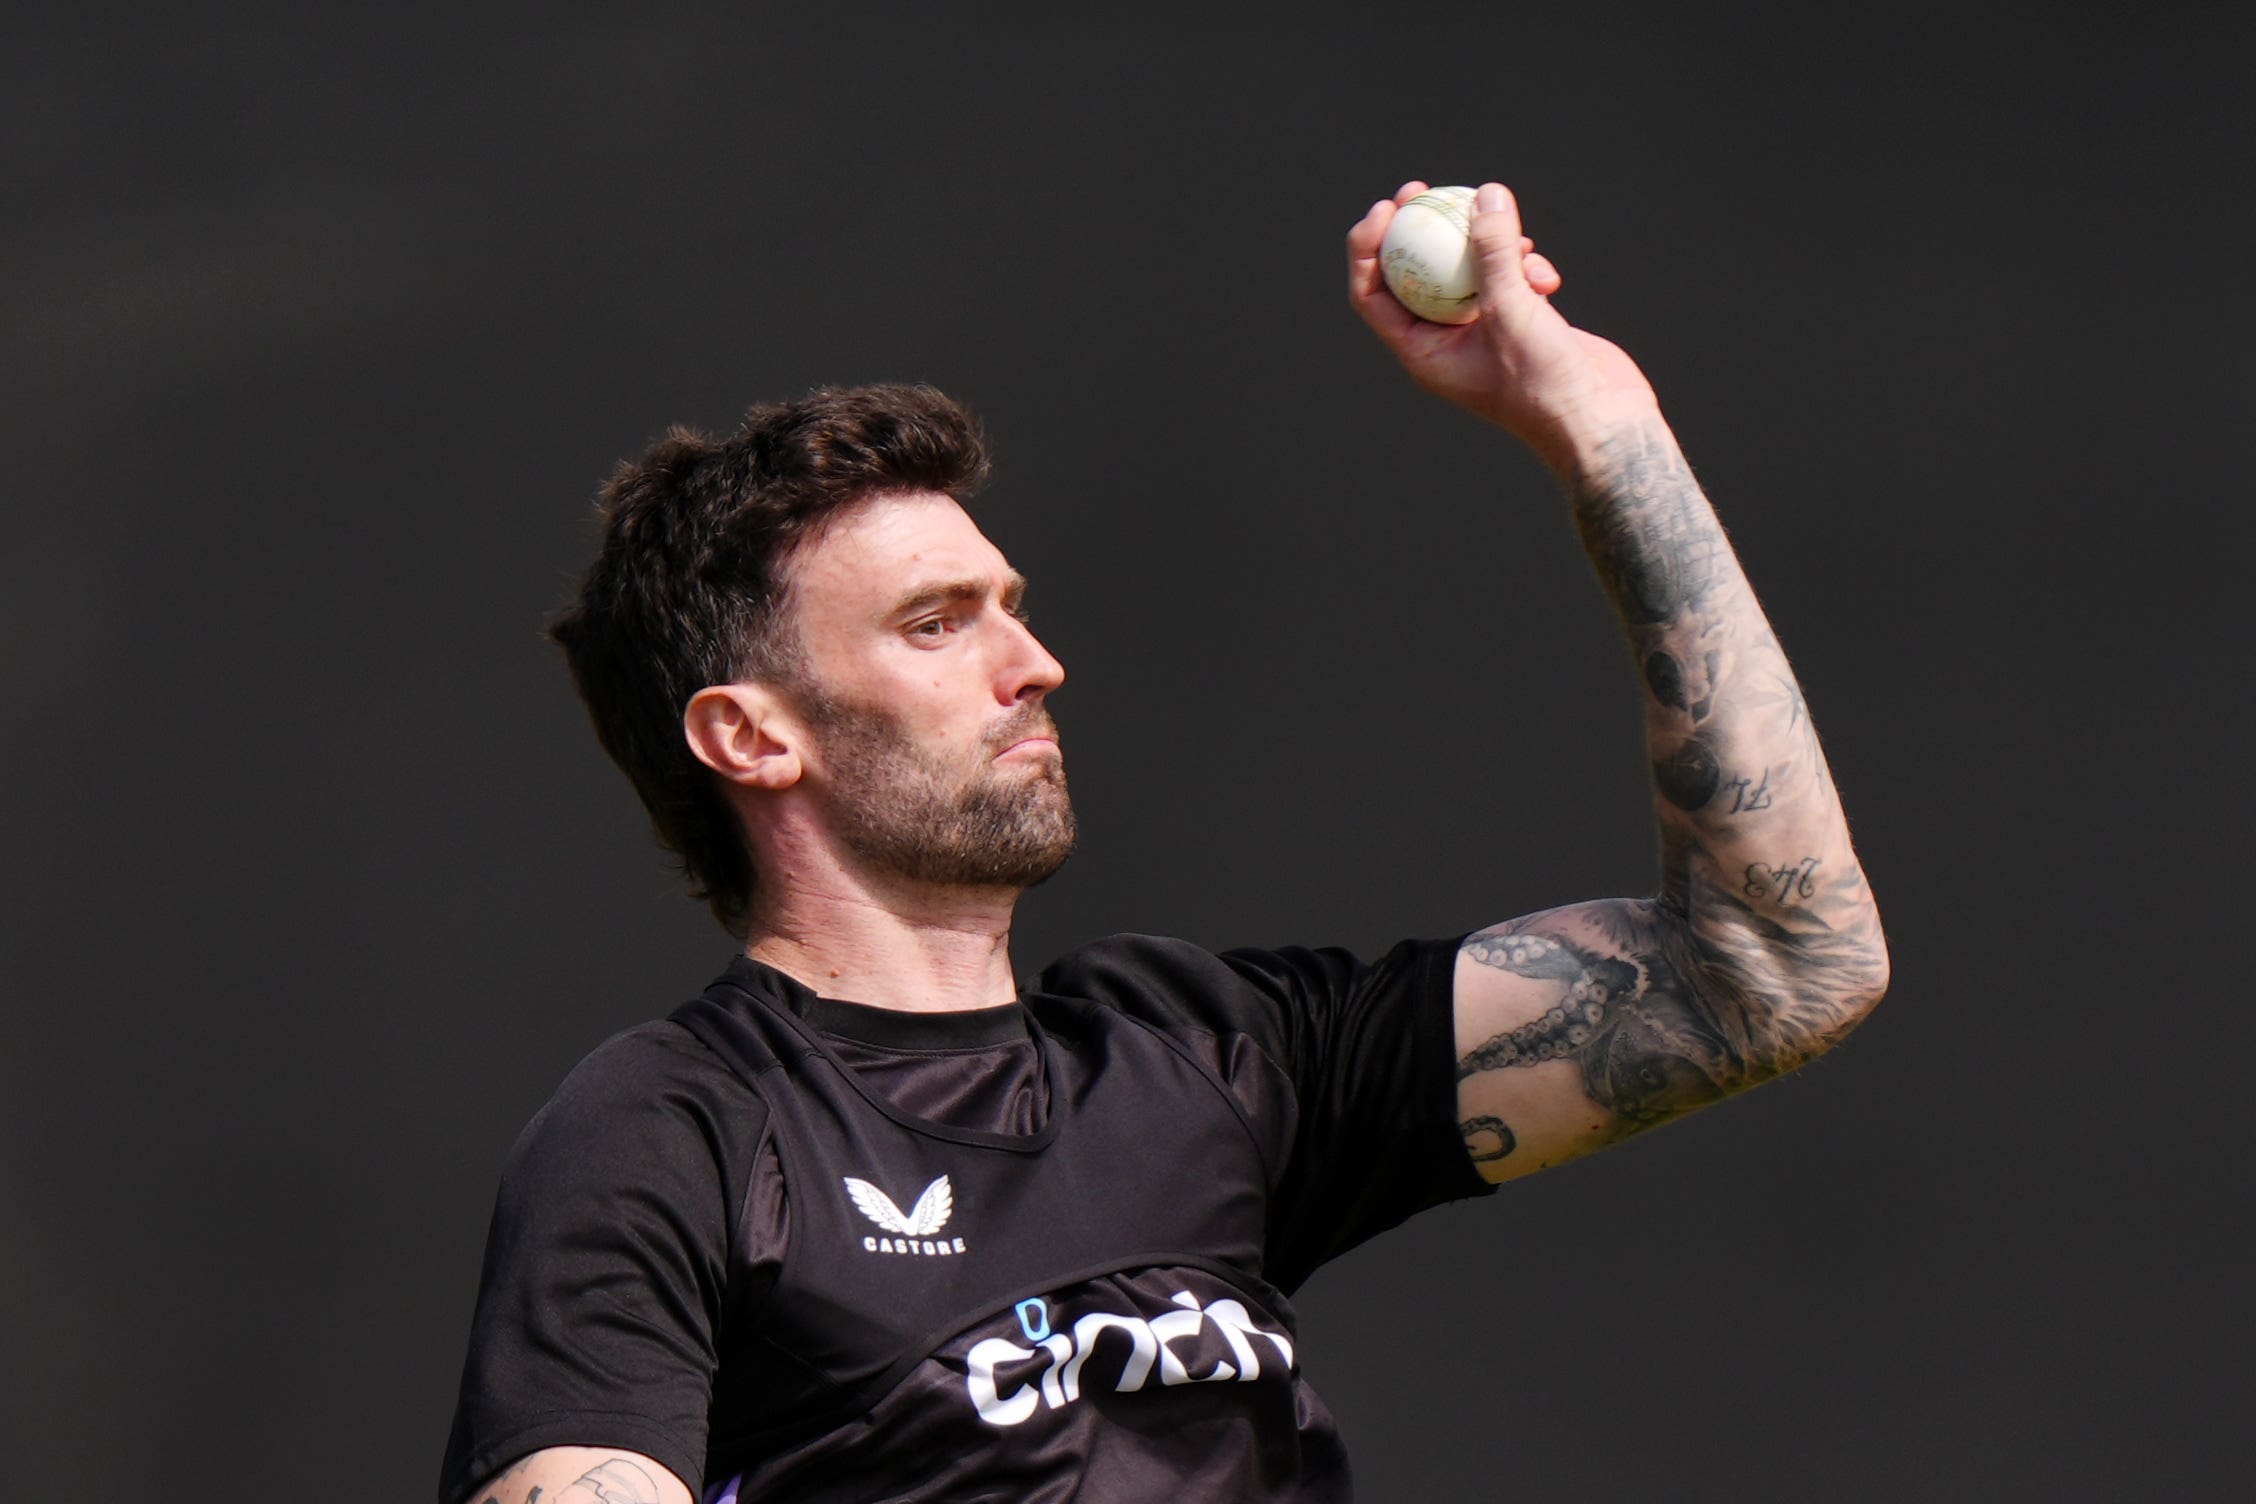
left=1531, top=395, right=1670, bottom=485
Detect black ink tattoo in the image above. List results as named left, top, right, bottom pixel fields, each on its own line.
left=1461, top=420, right=1887, bottom=1158
left=565, top=1461, right=658, bottom=1504
left=1644, top=648, right=1721, bottom=721
left=1652, top=737, right=1721, bottom=811
left=1572, top=429, right=1728, bottom=628
left=1744, top=858, right=1820, bottom=903
left=1694, top=651, right=1719, bottom=720
left=1461, top=1115, right=1517, bottom=1162
left=529, top=1491, right=544, bottom=1504
left=1745, top=668, right=1828, bottom=794
left=1460, top=926, right=1730, bottom=1131
left=1718, top=766, right=1777, bottom=814
left=1644, top=650, right=1688, bottom=710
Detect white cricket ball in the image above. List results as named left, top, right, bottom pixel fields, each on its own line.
left=1379, top=185, right=1481, bottom=325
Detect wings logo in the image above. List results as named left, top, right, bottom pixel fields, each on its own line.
left=844, top=1174, right=967, bottom=1256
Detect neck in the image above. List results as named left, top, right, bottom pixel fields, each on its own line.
left=744, top=864, right=1024, bottom=1014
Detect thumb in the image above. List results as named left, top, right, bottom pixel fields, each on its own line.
left=1468, top=182, right=1531, bottom=302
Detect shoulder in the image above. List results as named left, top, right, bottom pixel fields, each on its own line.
left=1034, top=933, right=1291, bottom=1039
left=529, top=1020, right=745, bottom=1131
left=1036, top=931, right=1460, bottom=1042
left=446, top=1026, right=750, bottom=1504
left=500, top=1019, right=766, bottom=1212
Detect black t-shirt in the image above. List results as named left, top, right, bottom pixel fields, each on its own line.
left=439, top=933, right=1489, bottom=1503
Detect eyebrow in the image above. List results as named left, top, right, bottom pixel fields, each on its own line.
left=887, top=571, right=1028, bottom=620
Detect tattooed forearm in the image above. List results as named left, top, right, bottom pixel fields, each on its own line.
left=1744, top=857, right=1821, bottom=904
left=1570, top=426, right=1728, bottom=628
left=1652, top=736, right=1723, bottom=812
left=1571, top=419, right=1882, bottom=951
left=1643, top=647, right=1719, bottom=720
left=1717, top=767, right=1777, bottom=813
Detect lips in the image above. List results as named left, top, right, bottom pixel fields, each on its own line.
left=989, top=714, right=1061, bottom=759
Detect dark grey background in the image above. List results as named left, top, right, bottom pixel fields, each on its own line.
left=4, top=3, right=2246, bottom=1499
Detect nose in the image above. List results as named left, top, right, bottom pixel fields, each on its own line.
left=998, top=612, right=1065, bottom=704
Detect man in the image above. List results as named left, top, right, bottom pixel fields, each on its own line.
left=439, top=182, right=1888, bottom=1504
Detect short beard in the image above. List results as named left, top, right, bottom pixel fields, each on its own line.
left=796, top=687, right=1077, bottom=891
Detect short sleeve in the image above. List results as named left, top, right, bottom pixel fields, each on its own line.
left=1036, top=934, right=1493, bottom=1295
left=1213, top=937, right=1495, bottom=1288
left=436, top=1022, right=762, bottom=1504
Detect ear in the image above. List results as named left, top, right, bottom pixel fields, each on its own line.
left=684, top=683, right=804, bottom=791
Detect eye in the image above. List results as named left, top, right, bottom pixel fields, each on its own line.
left=909, top=616, right=951, bottom=639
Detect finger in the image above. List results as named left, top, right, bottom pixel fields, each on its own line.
left=1347, top=203, right=1425, bottom=344
left=1349, top=250, right=1425, bottom=344
left=1394, top=179, right=1430, bottom=205
left=1468, top=182, right=1531, bottom=301
left=1346, top=196, right=1394, bottom=265
left=1345, top=196, right=1397, bottom=303
left=1524, top=251, right=1562, bottom=296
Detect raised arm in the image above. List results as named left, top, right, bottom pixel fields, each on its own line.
left=1348, top=182, right=1889, bottom=1181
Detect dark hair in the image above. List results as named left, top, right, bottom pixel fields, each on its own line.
left=548, top=383, right=993, bottom=935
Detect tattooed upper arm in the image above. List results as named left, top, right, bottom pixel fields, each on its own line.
left=469, top=1447, right=693, bottom=1504
left=1453, top=901, right=1709, bottom=1180
left=1453, top=883, right=1885, bottom=1182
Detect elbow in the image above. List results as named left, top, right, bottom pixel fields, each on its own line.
left=1828, top=955, right=1889, bottom=1050
left=1860, top=928, right=1892, bottom=1014
left=1800, top=910, right=1891, bottom=1058
left=1712, top=904, right=1890, bottom=1075
left=1845, top=903, right=1893, bottom=1023
left=1675, top=881, right=1890, bottom=1080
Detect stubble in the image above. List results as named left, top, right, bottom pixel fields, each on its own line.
left=799, top=690, right=1077, bottom=890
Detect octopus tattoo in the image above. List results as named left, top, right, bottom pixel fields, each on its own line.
left=1459, top=927, right=1735, bottom=1134
left=1460, top=1115, right=1517, bottom=1163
